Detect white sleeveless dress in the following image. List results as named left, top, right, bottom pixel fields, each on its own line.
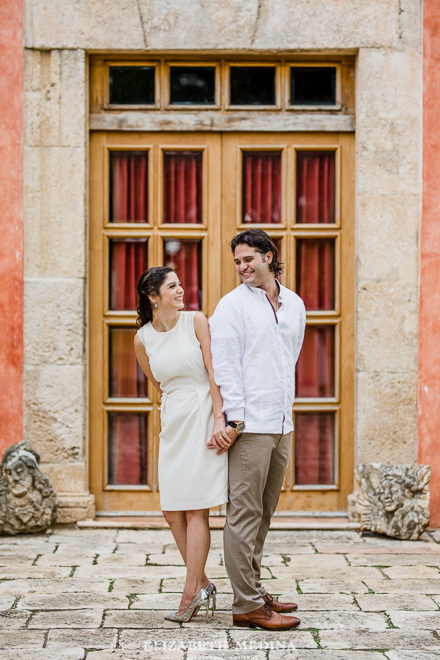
left=137, top=311, right=228, bottom=511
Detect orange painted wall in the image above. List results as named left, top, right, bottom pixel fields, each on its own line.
left=0, top=0, right=23, bottom=453
left=419, top=0, right=440, bottom=526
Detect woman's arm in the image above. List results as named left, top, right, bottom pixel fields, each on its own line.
left=134, top=334, right=162, bottom=394
left=193, top=312, right=229, bottom=451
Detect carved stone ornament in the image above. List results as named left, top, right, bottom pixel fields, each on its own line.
left=351, top=463, right=431, bottom=541
left=0, top=440, right=57, bottom=535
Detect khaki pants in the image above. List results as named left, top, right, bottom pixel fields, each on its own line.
left=223, top=431, right=292, bottom=614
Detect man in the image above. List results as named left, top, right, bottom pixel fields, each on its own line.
left=209, top=228, right=306, bottom=630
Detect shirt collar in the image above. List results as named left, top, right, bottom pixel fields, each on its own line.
left=245, top=279, right=283, bottom=302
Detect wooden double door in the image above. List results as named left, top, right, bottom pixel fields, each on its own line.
left=89, top=131, right=354, bottom=514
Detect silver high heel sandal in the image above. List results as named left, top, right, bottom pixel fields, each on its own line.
left=205, top=581, right=217, bottom=616
left=164, top=587, right=210, bottom=623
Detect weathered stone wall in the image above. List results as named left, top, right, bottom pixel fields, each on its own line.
left=23, top=0, right=422, bottom=516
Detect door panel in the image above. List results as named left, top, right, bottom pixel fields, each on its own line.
left=221, top=133, right=354, bottom=511
left=89, top=132, right=221, bottom=512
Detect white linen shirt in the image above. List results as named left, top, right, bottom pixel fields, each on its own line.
left=209, top=282, right=306, bottom=434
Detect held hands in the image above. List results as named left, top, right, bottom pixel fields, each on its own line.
left=208, top=420, right=238, bottom=455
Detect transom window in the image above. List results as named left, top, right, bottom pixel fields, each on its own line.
left=102, top=59, right=342, bottom=110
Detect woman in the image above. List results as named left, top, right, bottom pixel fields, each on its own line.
left=134, top=266, right=229, bottom=623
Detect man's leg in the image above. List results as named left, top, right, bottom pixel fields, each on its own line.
left=223, top=433, right=277, bottom=614
left=252, top=432, right=292, bottom=595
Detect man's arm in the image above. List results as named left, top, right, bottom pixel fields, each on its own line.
left=208, top=296, right=245, bottom=423
left=295, top=298, right=307, bottom=364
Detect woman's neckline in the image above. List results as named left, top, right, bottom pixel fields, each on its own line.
left=150, top=311, right=182, bottom=334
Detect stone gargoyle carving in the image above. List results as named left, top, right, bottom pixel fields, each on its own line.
left=0, top=440, right=57, bottom=534
left=351, top=463, right=431, bottom=541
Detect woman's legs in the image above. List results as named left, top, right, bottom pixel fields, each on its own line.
left=162, top=508, right=211, bottom=613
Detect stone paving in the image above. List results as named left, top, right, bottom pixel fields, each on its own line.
left=0, top=526, right=440, bottom=659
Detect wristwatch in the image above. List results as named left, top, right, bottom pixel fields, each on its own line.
left=227, top=421, right=245, bottom=434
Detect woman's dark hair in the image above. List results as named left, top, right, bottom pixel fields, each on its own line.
left=136, top=266, right=175, bottom=327
left=230, top=228, right=284, bottom=276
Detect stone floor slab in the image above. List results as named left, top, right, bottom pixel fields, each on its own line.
left=36, top=554, right=95, bottom=566
left=316, top=544, right=440, bottom=554
left=388, top=610, right=440, bottom=629
left=0, top=610, right=31, bottom=629
left=299, top=610, right=388, bottom=630
left=275, top=556, right=348, bottom=569
left=296, top=578, right=369, bottom=594
left=90, top=651, right=184, bottom=659
left=0, top=630, right=46, bottom=648
left=0, top=566, right=72, bottom=579
left=296, top=653, right=386, bottom=660
left=17, top=592, right=129, bottom=610
left=365, top=579, right=440, bottom=594
left=147, top=553, right=186, bottom=566
left=356, top=594, right=439, bottom=611
left=320, top=630, right=440, bottom=650
left=382, top=566, right=440, bottom=579
left=0, top=578, right=111, bottom=595
left=188, top=652, right=266, bottom=659
left=97, top=553, right=148, bottom=566
left=280, top=594, right=358, bottom=611
left=385, top=652, right=440, bottom=659
left=74, top=565, right=187, bottom=579
left=229, top=629, right=316, bottom=649
left=119, top=628, right=229, bottom=650
left=273, top=567, right=383, bottom=580
left=109, top=578, right=162, bottom=595
left=29, top=608, right=104, bottom=628
left=347, top=554, right=440, bottom=566
left=103, top=609, right=182, bottom=628
left=116, top=530, right=174, bottom=544
left=0, top=649, right=85, bottom=660
left=46, top=628, right=118, bottom=648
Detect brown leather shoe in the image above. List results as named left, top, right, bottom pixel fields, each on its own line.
left=263, top=592, right=298, bottom=613
left=233, top=603, right=300, bottom=630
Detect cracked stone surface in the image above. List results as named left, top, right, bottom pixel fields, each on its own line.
left=0, top=526, right=440, bottom=658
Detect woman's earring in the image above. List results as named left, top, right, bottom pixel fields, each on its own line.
left=154, top=302, right=158, bottom=309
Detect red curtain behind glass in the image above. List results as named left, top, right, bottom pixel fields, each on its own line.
left=111, top=151, right=148, bottom=223
left=296, top=151, right=335, bottom=224
left=296, top=239, right=335, bottom=310
left=110, top=240, right=148, bottom=310
left=242, top=151, right=281, bottom=223
left=296, top=326, right=334, bottom=398
left=164, top=240, right=202, bottom=311
left=295, top=413, right=334, bottom=485
left=163, top=152, right=202, bottom=223
left=108, top=413, right=148, bottom=486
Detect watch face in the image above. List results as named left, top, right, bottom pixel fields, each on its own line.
left=236, top=422, right=245, bottom=433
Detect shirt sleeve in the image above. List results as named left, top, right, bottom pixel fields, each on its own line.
left=208, top=296, right=246, bottom=422
left=295, top=298, right=306, bottom=365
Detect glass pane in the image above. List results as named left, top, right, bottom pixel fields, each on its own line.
left=295, top=412, right=335, bottom=485
left=296, top=325, right=335, bottom=398
left=296, top=151, right=335, bottom=224
left=230, top=66, right=276, bottom=106
left=296, top=238, right=335, bottom=310
left=108, top=412, right=148, bottom=485
left=110, top=238, right=148, bottom=310
left=109, top=66, right=155, bottom=105
left=110, top=151, right=148, bottom=223
left=290, top=67, right=336, bottom=106
left=164, top=239, right=202, bottom=311
left=242, top=152, right=281, bottom=224
left=170, top=66, right=216, bottom=105
left=163, top=151, right=203, bottom=224
left=109, top=327, right=148, bottom=398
